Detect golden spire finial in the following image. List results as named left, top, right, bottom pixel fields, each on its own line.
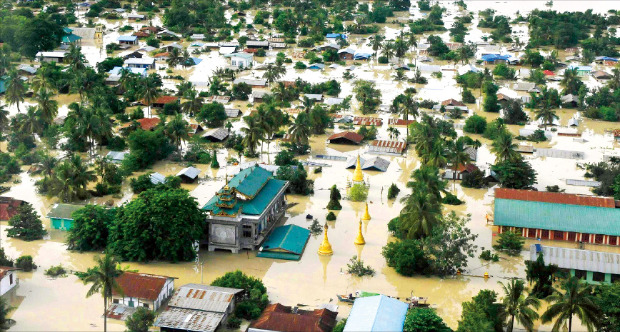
left=361, top=202, right=371, bottom=221
left=352, top=154, right=364, bottom=183
left=318, top=223, right=333, bottom=255
left=224, top=173, right=229, bottom=190
left=354, top=219, right=365, bottom=245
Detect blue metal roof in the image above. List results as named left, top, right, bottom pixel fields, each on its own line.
left=481, top=54, right=510, bottom=62
left=326, top=33, right=346, bottom=39
left=354, top=53, right=372, bottom=60
left=494, top=198, right=620, bottom=236
left=343, top=295, right=408, bottom=332
left=118, top=35, right=138, bottom=42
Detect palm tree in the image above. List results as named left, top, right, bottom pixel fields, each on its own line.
left=387, top=126, right=400, bottom=141
left=534, top=104, right=559, bottom=130
left=448, top=138, right=470, bottom=191
left=403, top=165, right=447, bottom=204
left=82, top=252, right=124, bottom=332
left=541, top=277, right=602, bottom=332
left=426, top=140, right=448, bottom=168
left=35, top=88, right=59, bottom=125
left=393, top=38, right=408, bottom=62
left=263, top=63, right=287, bottom=85
left=165, top=114, right=190, bottom=151
left=18, top=106, right=44, bottom=135
left=31, top=67, right=54, bottom=93
left=370, top=35, right=384, bottom=63
left=141, top=74, right=161, bottom=118
left=5, top=70, right=26, bottom=113
left=181, top=49, right=191, bottom=69
left=382, top=41, right=395, bottom=62
left=66, top=44, right=86, bottom=72
left=391, top=93, right=419, bottom=138
left=167, top=47, right=181, bottom=68
left=288, top=112, right=311, bottom=146
left=491, top=131, right=520, bottom=163
left=399, top=186, right=442, bottom=239
left=500, top=278, right=541, bottom=332
left=240, top=115, right=264, bottom=156
left=181, top=88, right=202, bottom=116
left=0, top=104, right=9, bottom=132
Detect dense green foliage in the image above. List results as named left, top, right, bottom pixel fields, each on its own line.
left=493, top=231, right=525, bottom=255
left=404, top=308, right=451, bottom=332
left=7, top=202, right=46, bottom=241
left=457, top=290, right=504, bottom=332
left=211, top=271, right=269, bottom=320
left=67, top=205, right=116, bottom=252
left=125, top=307, right=155, bottom=332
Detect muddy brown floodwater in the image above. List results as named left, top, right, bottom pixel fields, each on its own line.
left=1, top=1, right=620, bottom=331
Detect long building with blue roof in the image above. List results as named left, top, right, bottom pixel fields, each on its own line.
left=343, top=295, right=408, bottom=332
left=203, top=165, right=289, bottom=253
left=494, top=188, right=620, bottom=246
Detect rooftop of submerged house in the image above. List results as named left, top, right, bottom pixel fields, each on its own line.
left=202, top=165, right=287, bottom=217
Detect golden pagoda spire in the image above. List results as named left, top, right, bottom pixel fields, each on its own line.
left=318, top=223, right=333, bottom=255
left=361, top=202, right=371, bottom=221
left=352, top=154, right=364, bottom=183
left=223, top=173, right=229, bottom=190
left=354, top=219, right=365, bottom=245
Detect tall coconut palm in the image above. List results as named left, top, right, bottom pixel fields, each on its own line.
left=167, top=47, right=181, bottom=68
left=288, top=112, right=311, bottom=146
left=93, top=108, right=114, bottom=149
left=399, top=185, right=442, bottom=239
left=491, top=131, right=520, bottom=163
left=82, top=252, right=124, bottom=332
left=141, top=74, right=161, bottom=118
left=393, top=38, right=409, bottom=62
left=0, top=104, right=9, bottom=131
left=426, top=139, right=448, bottom=168
left=382, top=41, right=395, bottom=62
left=403, top=165, right=447, bottom=205
left=263, top=63, right=287, bottom=85
left=541, top=277, right=602, bottom=332
left=18, top=106, right=44, bottom=135
left=500, top=278, right=541, bottom=332
left=69, top=154, right=96, bottom=198
left=387, top=126, right=400, bottom=141
left=66, top=44, right=86, bottom=72
left=5, top=70, right=26, bottom=113
left=411, top=123, right=437, bottom=164
left=35, top=88, right=58, bottom=125
left=181, top=49, right=191, bottom=69
left=370, top=35, right=384, bottom=63
left=31, top=67, right=54, bottom=93
left=448, top=138, right=470, bottom=191
left=391, top=92, right=419, bottom=138
left=240, top=115, right=264, bottom=156
left=181, top=88, right=202, bottom=116
left=165, top=113, right=190, bottom=151
left=534, top=105, right=558, bottom=130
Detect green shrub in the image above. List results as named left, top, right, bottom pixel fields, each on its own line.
left=348, top=183, right=368, bottom=202
left=462, top=88, right=476, bottom=103
left=493, top=231, right=524, bottom=255
left=227, top=316, right=241, bottom=328
left=479, top=249, right=499, bottom=262
left=15, top=255, right=36, bottom=272
left=326, top=211, right=337, bottom=221
left=462, top=169, right=487, bottom=188
left=378, top=56, right=388, bottom=63
left=442, top=192, right=463, bottom=205
left=387, top=183, right=400, bottom=199
left=346, top=256, right=375, bottom=277
left=45, top=264, right=67, bottom=277
left=464, top=114, right=487, bottom=134
left=382, top=240, right=430, bottom=276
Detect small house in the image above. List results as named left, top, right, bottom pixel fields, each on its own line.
left=108, top=272, right=175, bottom=318
left=161, top=43, right=183, bottom=53
left=105, top=151, right=128, bottom=163
left=595, top=56, right=618, bottom=66
left=121, top=117, right=161, bottom=131
left=124, top=57, right=155, bottom=69
left=338, top=48, right=356, bottom=60
left=443, top=163, right=479, bottom=180
left=387, top=119, right=415, bottom=126
left=480, top=54, right=510, bottom=64
left=344, top=295, right=408, bottom=332
left=176, top=167, right=201, bottom=183
left=0, top=267, right=18, bottom=296
left=352, top=116, right=382, bottom=126
left=314, top=43, right=340, bottom=52
left=368, top=140, right=407, bottom=155
left=513, top=82, right=536, bottom=91
left=233, top=78, right=267, bottom=88
left=202, top=128, right=229, bottom=142
left=0, top=197, right=23, bottom=221
left=118, top=35, right=138, bottom=45
left=252, top=90, right=268, bottom=102
left=561, top=94, right=579, bottom=108
left=308, top=63, right=325, bottom=70
left=47, top=203, right=83, bottom=230
left=191, top=34, right=205, bottom=40
left=157, top=30, right=181, bottom=39
left=224, top=53, right=253, bottom=69
left=326, top=33, right=346, bottom=41
left=567, top=65, right=592, bottom=77
left=155, top=284, right=243, bottom=332
left=17, top=64, right=37, bottom=76
left=132, top=31, right=149, bottom=38
left=326, top=132, right=364, bottom=145
left=613, top=129, right=620, bottom=142
left=346, top=156, right=390, bottom=172
left=225, top=108, right=241, bottom=118
left=304, top=94, right=323, bottom=102
left=591, top=70, right=611, bottom=80
left=246, top=40, right=270, bottom=49
left=188, top=124, right=204, bottom=136
left=150, top=172, right=166, bottom=185
left=36, top=51, right=67, bottom=63
left=257, top=224, right=310, bottom=261
left=127, top=14, right=145, bottom=21
left=354, top=52, right=371, bottom=60
left=248, top=303, right=337, bottom=332
left=152, top=96, right=179, bottom=108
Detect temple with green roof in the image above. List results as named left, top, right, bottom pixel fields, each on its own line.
left=203, top=165, right=289, bottom=253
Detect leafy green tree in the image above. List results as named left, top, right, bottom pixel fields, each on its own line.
left=500, top=278, right=540, bottom=332
left=592, top=282, right=620, bottom=332
left=0, top=297, right=14, bottom=330
left=276, top=163, right=313, bottom=195
left=483, top=81, right=501, bottom=113
left=108, top=188, right=205, bottom=262
left=211, top=271, right=268, bottom=320
left=492, top=158, right=537, bottom=189
left=232, top=82, right=252, bottom=100
left=422, top=212, right=477, bottom=276
left=457, top=290, right=505, bottom=332
left=15, top=255, right=36, bottom=272
left=353, top=80, right=382, bottom=114
left=493, top=231, right=524, bottom=255
left=80, top=252, right=124, bottom=332
left=327, top=185, right=342, bottom=210
left=381, top=239, right=430, bottom=276
left=525, top=252, right=559, bottom=299
left=124, top=129, right=174, bottom=171
left=541, top=277, right=602, bottom=332
left=503, top=100, right=529, bottom=125
left=463, top=114, right=487, bottom=134
left=7, top=202, right=46, bottom=241
left=197, top=102, right=227, bottom=128
left=404, top=308, right=451, bottom=332
left=67, top=205, right=115, bottom=252
left=125, top=307, right=155, bottom=332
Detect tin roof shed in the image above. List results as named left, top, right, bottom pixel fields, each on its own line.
left=257, top=225, right=310, bottom=261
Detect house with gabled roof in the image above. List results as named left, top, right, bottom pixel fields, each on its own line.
left=249, top=303, right=338, bottom=332
left=0, top=197, right=23, bottom=221
left=203, top=165, right=289, bottom=253
left=107, top=272, right=175, bottom=320
left=257, top=224, right=310, bottom=260
left=0, top=267, right=19, bottom=296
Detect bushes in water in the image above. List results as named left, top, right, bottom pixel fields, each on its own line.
left=326, top=185, right=342, bottom=210
left=479, top=249, right=499, bottom=262
left=45, top=264, right=67, bottom=277
left=15, top=255, right=36, bottom=272
left=348, top=183, right=368, bottom=202
left=387, top=183, right=400, bottom=199
left=442, top=192, right=463, bottom=205
left=346, top=256, right=375, bottom=277
left=326, top=211, right=337, bottom=221
left=493, top=230, right=524, bottom=255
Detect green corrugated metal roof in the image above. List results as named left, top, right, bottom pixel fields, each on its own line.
left=258, top=224, right=310, bottom=258
left=228, top=165, right=273, bottom=198
left=203, top=178, right=287, bottom=216
left=47, top=204, right=84, bottom=220
left=494, top=199, right=620, bottom=236
left=256, top=251, right=302, bottom=260
left=62, top=34, right=82, bottom=43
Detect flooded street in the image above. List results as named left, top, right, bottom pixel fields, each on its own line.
left=1, top=0, right=620, bottom=331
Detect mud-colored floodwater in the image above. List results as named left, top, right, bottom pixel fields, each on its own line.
left=1, top=1, right=620, bottom=331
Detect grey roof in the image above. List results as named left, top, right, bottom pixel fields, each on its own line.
left=308, top=63, right=325, bottom=69
left=150, top=172, right=166, bottom=185
left=47, top=203, right=83, bottom=220
left=18, top=64, right=38, bottom=74
left=177, top=167, right=201, bottom=179
left=191, top=34, right=206, bottom=40
left=202, top=128, right=229, bottom=141
left=338, top=48, right=355, bottom=54
left=561, top=94, right=578, bottom=104
left=105, top=151, right=128, bottom=162
left=530, top=245, right=620, bottom=275
left=155, top=308, right=224, bottom=332
left=225, top=52, right=254, bottom=60
left=246, top=40, right=269, bottom=47
left=345, top=156, right=390, bottom=172
left=225, top=108, right=241, bottom=117
left=304, top=94, right=323, bottom=101
left=163, top=42, right=183, bottom=50
left=168, top=284, right=243, bottom=312
left=234, top=78, right=266, bottom=86
left=325, top=97, right=344, bottom=105
left=513, top=82, right=536, bottom=91
left=252, top=90, right=268, bottom=98
left=124, top=57, right=155, bottom=65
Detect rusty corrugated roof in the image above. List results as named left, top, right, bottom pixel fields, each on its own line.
left=495, top=188, right=616, bottom=208
left=0, top=266, right=18, bottom=279
left=249, top=304, right=338, bottom=332
left=112, top=272, right=172, bottom=301
left=327, top=132, right=363, bottom=144
left=168, top=284, right=243, bottom=313
left=0, top=197, right=23, bottom=221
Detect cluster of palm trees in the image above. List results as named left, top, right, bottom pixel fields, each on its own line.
left=41, top=154, right=97, bottom=202
left=498, top=277, right=602, bottom=332
left=371, top=31, right=418, bottom=64
left=166, top=47, right=192, bottom=69
left=240, top=106, right=288, bottom=158
left=263, top=63, right=287, bottom=85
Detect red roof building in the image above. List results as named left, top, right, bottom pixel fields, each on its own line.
left=121, top=117, right=161, bottom=131
left=0, top=197, right=23, bottom=221
left=495, top=188, right=616, bottom=208
left=109, top=272, right=175, bottom=313
left=543, top=70, right=555, bottom=76
left=152, top=96, right=179, bottom=107
left=249, top=303, right=338, bottom=332
left=326, top=132, right=364, bottom=145
left=352, top=116, right=382, bottom=126
left=132, top=31, right=149, bottom=38
left=369, top=140, right=408, bottom=154
left=441, top=99, right=466, bottom=107
left=388, top=118, right=415, bottom=126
